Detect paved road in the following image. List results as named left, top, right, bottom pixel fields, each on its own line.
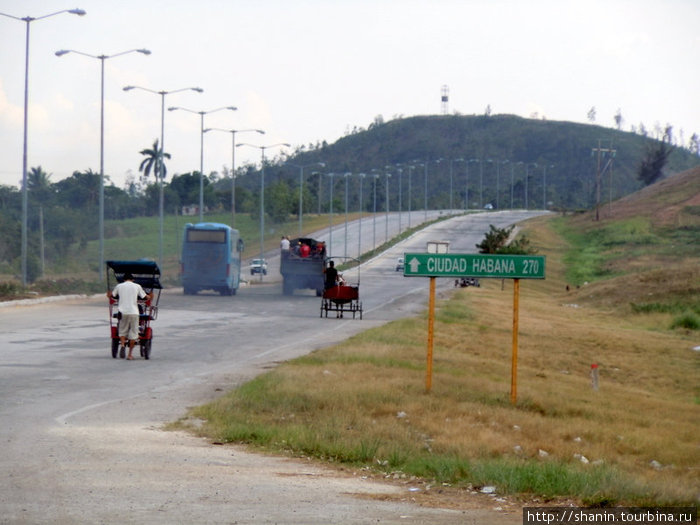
left=0, top=210, right=545, bottom=524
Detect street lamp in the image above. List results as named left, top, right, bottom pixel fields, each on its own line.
left=168, top=105, right=237, bottom=222
left=424, top=159, right=442, bottom=221
left=407, top=162, right=421, bottom=227
left=344, top=172, right=351, bottom=258
left=204, top=128, right=265, bottom=228
left=449, top=158, right=464, bottom=212
left=56, top=48, right=150, bottom=280
left=479, top=159, right=484, bottom=209
left=524, top=163, right=538, bottom=209
left=482, top=159, right=498, bottom=208
left=542, top=164, right=554, bottom=210
left=511, top=162, right=521, bottom=209
left=357, top=173, right=366, bottom=258
left=312, top=170, right=324, bottom=215
left=326, top=172, right=337, bottom=258
left=423, top=161, right=429, bottom=222
left=287, top=161, right=324, bottom=237
left=371, top=172, right=379, bottom=250
left=497, top=159, right=509, bottom=210
left=123, top=85, right=203, bottom=268
left=236, top=142, right=290, bottom=281
left=389, top=165, right=403, bottom=233
left=466, top=159, right=479, bottom=210
left=1, top=7, right=86, bottom=286
left=384, top=171, right=391, bottom=243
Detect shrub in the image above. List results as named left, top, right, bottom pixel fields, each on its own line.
left=670, top=311, right=700, bottom=330
left=0, top=280, right=21, bottom=299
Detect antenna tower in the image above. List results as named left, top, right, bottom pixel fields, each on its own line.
left=441, top=85, right=449, bottom=115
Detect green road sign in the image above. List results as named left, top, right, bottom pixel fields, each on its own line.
left=403, top=253, right=546, bottom=279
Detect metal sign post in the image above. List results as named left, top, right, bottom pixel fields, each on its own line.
left=511, top=278, right=520, bottom=404
left=426, top=276, right=436, bottom=392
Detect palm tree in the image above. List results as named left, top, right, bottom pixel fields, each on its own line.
left=139, top=139, right=171, bottom=181
left=27, top=166, right=54, bottom=207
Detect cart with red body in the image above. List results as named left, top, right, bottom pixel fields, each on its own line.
left=106, top=260, right=162, bottom=359
left=320, top=257, right=362, bottom=319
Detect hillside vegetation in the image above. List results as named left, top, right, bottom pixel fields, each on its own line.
left=1, top=114, right=699, bottom=284
left=178, top=167, right=700, bottom=507
left=555, top=166, right=700, bottom=321
left=270, top=114, right=700, bottom=211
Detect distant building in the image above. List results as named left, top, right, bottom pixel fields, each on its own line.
left=182, top=204, right=208, bottom=216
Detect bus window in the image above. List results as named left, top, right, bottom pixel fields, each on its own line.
left=186, top=230, right=226, bottom=243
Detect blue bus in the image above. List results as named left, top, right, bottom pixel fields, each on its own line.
left=181, top=222, right=243, bottom=296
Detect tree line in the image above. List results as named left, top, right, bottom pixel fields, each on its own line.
left=1, top=114, right=698, bottom=282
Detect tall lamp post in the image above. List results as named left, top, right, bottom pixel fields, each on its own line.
left=384, top=171, right=391, bottom=243
left=424, top=159, right=442, bottom=221
left=123, top=85, right=203, bottom=268
left=524, top=163, right=538, bottom=210
left=288, top=161, right=324, bottom=237
left=371, top=173, right=379, bottom=250
left=466, top=159, right=479, bottom=210
left=168, top=105, right=237, bottom=222
left=326, top=172, right=337, bottom=257
left=407, top=164, right=417, bottom=228
left=390, top=165, right=403, bottom=233
left=343, top=172, right=351, bottom=258
left=204, top=128, right=265, bottom=228
left=56, top=48, right=150, bottom=279
left=479, top=159, right=484, bottom=209
left=542, top=164, right=554, bottom=210
left=357, top=173, right=366, bottom=258
left=423, top=161, right=429, bottom=222
left=497, top=159, right=509, bottom=210
left=449, top=158, right=464, bottom=213
left=482, top=159, right=498, bottom=208
left=237, top=142, right=290, bottom=281
left=1, top=7, right=86, bottom=286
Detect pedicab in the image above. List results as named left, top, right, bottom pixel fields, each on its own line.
left=106, top=260, right=162, bottom=359
left=320, top=257, right=363, bottom=319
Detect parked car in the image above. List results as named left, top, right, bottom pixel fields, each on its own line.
left=395, top=257, right=404, bottom=272
left=250, top=258, right=268, bottom=275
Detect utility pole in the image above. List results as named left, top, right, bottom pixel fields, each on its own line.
left=592, top=140, right=616, bottom=221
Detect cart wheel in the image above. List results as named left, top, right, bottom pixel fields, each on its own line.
left=111, top=339, right=119, bottom=359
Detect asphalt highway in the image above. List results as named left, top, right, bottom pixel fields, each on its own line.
left=0, top=210, right=546, bottom=524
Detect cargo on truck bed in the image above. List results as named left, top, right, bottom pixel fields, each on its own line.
left=280, top=237, right=326, bottom=295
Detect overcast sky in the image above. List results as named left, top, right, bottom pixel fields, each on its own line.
left=1, top=0, right=698, bottom=189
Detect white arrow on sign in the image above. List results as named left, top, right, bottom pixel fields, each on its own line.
left=408, top=257, right=421, bottom=273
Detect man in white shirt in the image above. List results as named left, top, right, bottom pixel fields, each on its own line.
left=107, top=272, right=152, bottom=360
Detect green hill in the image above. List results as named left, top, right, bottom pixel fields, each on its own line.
left=249, top=114, right=700, bottom=211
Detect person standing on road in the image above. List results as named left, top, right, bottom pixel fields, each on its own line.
left=280, top=235, right=290, bottom=251
left=107, top=273, right=152, bottom=360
